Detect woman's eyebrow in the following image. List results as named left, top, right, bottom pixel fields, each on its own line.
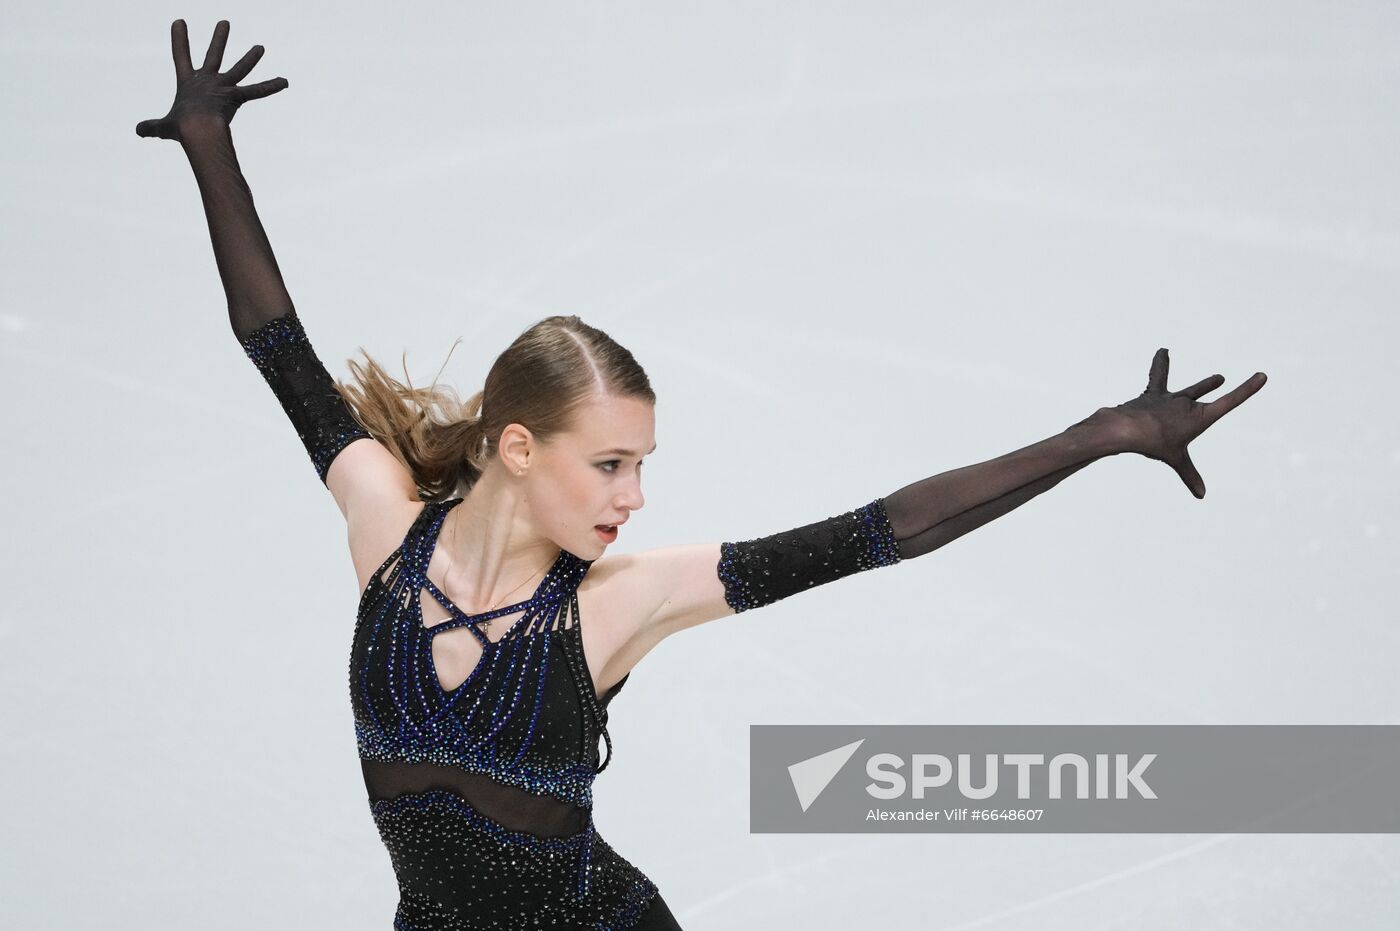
left=595, top=444, right=658, bottom=456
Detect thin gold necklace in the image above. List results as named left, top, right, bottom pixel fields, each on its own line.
left=448, top=510, right=549, bottom=628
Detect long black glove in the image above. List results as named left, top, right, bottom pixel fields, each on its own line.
left=883, top=350, right=1268, bottom=561
left=719, top=353, right=1266, bottom=612
left=137, top=19, right=370, bottom=484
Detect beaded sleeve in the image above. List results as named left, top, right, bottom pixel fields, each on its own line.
left=716, top=497, right=903, bottom=614
left=239, top=308, right=372, bottom=484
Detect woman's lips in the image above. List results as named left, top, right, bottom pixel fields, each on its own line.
left=595, top=524, right=618, bottom=542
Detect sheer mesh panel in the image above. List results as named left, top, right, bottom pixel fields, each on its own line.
left=360, top=759, right=588, bottom=837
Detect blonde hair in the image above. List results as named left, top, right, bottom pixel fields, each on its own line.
left=334, top=315, right=655, bottom=502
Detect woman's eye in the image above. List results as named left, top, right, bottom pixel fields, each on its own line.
left=598, top=458, right=644, bottom=474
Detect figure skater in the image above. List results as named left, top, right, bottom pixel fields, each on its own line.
left=137, top=20, right=1267, bottom=930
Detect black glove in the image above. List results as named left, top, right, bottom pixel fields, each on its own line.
left=138, top=19, right=369, bottom=484
left=135, top=19, right=288, bottom=142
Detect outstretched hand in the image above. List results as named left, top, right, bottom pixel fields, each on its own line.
left=135, top=19, right=288, bottom=142
left=1084, top=348, right=1267, bottom=499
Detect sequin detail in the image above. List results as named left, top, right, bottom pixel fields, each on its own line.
left=372, top=789, right=658, bottom=930
left=351, top=498, right=656, bottom=926
left=717, top=497, right=903, bottom=613
left=238, top=309, right=371, bottom=484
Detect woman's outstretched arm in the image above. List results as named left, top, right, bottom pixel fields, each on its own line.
left=883, top=421, right=1114, bottom=560
left=711, top=416, right=1119, bottom=613
left=616, top=350, right=1267, bottom=646
left=717, top=350, right=1266, bottom=612
left=887, top=444, right=1101, bottom=559
left=137, top=19, right=371, bottom=485
left=884, top=352, right=1272, bottom=558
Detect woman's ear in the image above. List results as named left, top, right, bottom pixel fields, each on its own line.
left=496, top=422, right=537, bottom=473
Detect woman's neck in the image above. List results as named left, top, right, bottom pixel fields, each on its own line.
left=439, top=469, right=560, bottom=611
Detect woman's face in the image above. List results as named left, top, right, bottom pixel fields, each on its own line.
left=525, top=393, right=656, bottom=559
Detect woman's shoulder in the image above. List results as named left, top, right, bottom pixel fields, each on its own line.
left=348, top=497, right=442, bottom=596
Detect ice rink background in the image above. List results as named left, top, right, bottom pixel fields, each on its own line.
left=2, top=2, right=1397, bottom=928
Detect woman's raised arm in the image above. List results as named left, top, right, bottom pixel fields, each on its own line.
left=137, top=20, right=374, bottom=490
left=137, top=19, right=294, bottom=339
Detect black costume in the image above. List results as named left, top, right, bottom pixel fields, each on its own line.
left=240, top=309, right=904, bottom=928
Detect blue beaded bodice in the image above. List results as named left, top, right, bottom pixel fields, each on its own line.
left=350, top=498, right=630, bottom=906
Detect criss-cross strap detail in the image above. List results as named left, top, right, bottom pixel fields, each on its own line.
left=420, top=576, right=562, bottom=647
left=413, top=501, right=571, bottom=648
